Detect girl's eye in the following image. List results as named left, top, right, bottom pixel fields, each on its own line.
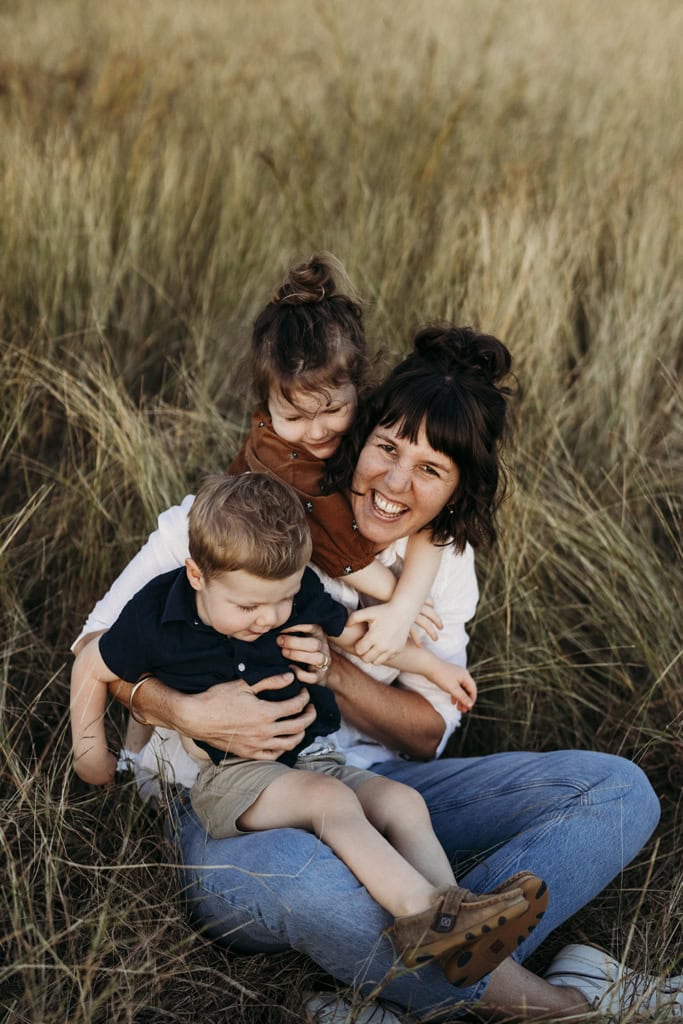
left=238, top=605, right=257, bottom=612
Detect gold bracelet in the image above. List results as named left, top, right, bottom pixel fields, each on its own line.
left=128, top=674, right=154, bottom=726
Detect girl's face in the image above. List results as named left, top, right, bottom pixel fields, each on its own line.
left=268, top=383, right=357, bottom=460
left=350, top=419, right=460, bottom=548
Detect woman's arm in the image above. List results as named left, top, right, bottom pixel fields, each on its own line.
left=71, top=497, right=194, bottom=651
left=70, top=638, right=120, bottom=785
left=106, top=673, right=318, bottom=761
left=323, top=649, right=445, bottom=760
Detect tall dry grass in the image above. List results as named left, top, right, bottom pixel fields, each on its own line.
left=1, top=0, right=681, bottom=1020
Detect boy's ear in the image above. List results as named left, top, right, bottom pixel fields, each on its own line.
left=185, top=558, right=205, bottom=592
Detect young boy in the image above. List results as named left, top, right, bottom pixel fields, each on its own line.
left=70, top=472, right=547, bottom=984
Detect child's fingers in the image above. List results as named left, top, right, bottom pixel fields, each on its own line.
left=413, top=613, right=439, bottom=641
left=419, top=603, right=443, bottom=630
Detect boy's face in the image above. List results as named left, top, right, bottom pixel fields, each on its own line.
left=268, top=383, right=357, bottom=460
left=186, top=562, right=304, bottom=640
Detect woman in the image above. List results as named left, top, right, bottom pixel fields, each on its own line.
left=72, top=326, right=668, bottom=1021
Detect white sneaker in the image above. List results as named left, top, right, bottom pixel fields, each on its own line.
left=304, top=992, right=407, bottom=1024
left=545, top=943, right=683, bottom=1020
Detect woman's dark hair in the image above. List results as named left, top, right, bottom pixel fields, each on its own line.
left=332, top=324, right=514, bottom=551
left=251, top=253, right=371, bottom=413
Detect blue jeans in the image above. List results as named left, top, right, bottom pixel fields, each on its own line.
left=167, top=750, right=660, bottom=1019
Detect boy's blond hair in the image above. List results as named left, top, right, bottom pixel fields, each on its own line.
left=188, top=473, right=312, bottom=581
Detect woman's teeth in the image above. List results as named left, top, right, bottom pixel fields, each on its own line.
left=373, top=492, right=405, bottom=517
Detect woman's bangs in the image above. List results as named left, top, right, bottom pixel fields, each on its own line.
left=378, top=377, right=460, bottom=462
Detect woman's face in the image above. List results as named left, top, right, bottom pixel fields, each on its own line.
left=351, top=420, right=460, bottom=547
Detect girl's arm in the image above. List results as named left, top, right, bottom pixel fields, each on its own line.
left=70, top=637, right=122, bottom=785
left=334, top=621, right=477, bottom=712
left=345, top=533, right=443, bottom=663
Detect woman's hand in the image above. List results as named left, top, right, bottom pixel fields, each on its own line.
left=277, top=623, right=331, bottom=684
left=110, top=673, right=317, bottom=761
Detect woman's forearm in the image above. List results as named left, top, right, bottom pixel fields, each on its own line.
left=325, top=651, right=445, bottom=760
left=106, top=673, right=318, bottom=760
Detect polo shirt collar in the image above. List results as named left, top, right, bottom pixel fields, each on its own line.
left=161, top=568, right=200, bottom=626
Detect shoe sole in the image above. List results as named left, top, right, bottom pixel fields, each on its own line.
left=441, top=875, right=549, bottom=987
left=402, top=891, right=529, bottom=967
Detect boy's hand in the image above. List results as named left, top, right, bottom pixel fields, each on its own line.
left=277, top=623, right=332, bottom=685
left=431, top=663, right=478, bottom=712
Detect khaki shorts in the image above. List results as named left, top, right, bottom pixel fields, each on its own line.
left=190, top=749, right=376, bottom=839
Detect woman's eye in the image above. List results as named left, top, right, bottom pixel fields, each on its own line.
left=378, top=443, right=395, bottom=454
left=421, top=465, right=439, bottom=477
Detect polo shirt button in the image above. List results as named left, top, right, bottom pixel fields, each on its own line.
left=237, top=662, right=246, bottom=672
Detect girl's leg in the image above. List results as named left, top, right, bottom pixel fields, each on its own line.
left=238, top=770, right=437, bottom=917
left=353, top=775, right=456, bottom=888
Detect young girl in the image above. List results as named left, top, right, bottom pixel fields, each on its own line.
left=230, top=253, right=477, bottom=708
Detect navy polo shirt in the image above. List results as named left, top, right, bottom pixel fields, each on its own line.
left=99, top=566, right=347, bottom=766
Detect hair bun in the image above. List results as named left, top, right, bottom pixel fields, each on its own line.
left=414, top=325, right=511, bottom=384
left=273, top=254, right=339, bottom=305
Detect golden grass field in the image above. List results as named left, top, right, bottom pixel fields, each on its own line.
left=1, top=1, right=681, bottom=1020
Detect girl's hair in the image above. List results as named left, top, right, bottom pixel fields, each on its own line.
left=335, top=325, right=514, bottom=551
left=251, top=253, right=370, bottom=409
left=189, top=473, right=312, bottom=581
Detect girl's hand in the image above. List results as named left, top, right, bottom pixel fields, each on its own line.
left=408, top=601, right=443, bottom=645
left=431, top=663, right=478, bottom=712
left=347, top=603, right=410, bottom=664
left=277, top=623, right=332, bottom=685
left=347, top=601, right=443, bottom=665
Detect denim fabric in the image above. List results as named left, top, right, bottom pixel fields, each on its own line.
left=167, top=749, right=660, bottom=1020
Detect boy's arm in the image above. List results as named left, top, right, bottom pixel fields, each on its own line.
left=346, top=535, right=443, bottom=663
left=70, top=637, right=122, bottom=785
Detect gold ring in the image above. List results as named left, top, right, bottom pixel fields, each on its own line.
left=320, top=655, right=330, bottom=672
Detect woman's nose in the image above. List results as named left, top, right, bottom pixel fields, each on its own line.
left=383, top=462, right=411, bottom=493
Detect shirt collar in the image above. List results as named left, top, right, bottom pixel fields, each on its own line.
left=161, top=568, right=199, bottom=626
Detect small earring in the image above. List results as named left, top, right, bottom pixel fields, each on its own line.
left=447, top=504, right=455, bottom=514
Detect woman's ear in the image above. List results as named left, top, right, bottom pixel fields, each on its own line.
left=185, top=558, right=205, bottom=592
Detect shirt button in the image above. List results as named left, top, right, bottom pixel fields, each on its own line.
left=237, top=662, right=246, bottom=672
left=305, top=501, right=313, bottom=512
left=289, top=451, right=298, bottom=459
left=343, top=566, right=352, bottom=575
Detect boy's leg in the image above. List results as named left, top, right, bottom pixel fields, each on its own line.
left=168, top=749, right=659, bottom=1020
left=353, top=774, right=456, bottom=888
left=374, top=749, right=661, bottom=962
left=238, top=770, right=438, bottom=917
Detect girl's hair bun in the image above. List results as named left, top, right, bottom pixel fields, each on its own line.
left=414, top=325, right=511, bottom=385
left=273, top=253, right=341, bottom=305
